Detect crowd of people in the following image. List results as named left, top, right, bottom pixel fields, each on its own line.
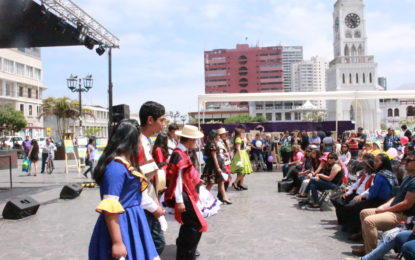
left=277, top=126, right=415, bottom=259
left=86, top=99, right=415, bottom=260
left=21, top=136, right=57, bottom=176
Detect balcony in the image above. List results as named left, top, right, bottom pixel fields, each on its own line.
left=329, top=56, right=374, bottom=66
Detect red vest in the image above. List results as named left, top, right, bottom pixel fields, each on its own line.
left=165, top=148, right=208, bottom=232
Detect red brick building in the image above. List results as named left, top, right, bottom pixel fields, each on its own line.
left=204, top=44, right=284, bottom=94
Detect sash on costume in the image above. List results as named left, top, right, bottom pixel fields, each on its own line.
left=114, top=157, right=148, bottom=192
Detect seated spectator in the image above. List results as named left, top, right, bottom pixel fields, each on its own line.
left=322, top=132, right=335, bottom=153
left=301, top=152, right=344, bottom=210
left=282, top=145, right=304, bottom=178
left=338, top=144, right=351, bottom=166
left=352, top=153, right=415, bottom=256
left=370, top=141, right=383, bottom=157
left=330, top=159, right=376, bottom=226
left=297, top=150, right=324, bottom=196
left=287, top=146, right=315, bottom=195
left=343, top=157, right=396, bottom=239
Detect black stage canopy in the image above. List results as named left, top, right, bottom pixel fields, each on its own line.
left=0, top=0, right=99, bottom=48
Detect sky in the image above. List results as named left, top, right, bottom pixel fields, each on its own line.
left=41, top=0, right=415, bottom=118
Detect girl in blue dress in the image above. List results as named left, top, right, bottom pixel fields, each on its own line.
left=89, top=119, right=160, bottom=260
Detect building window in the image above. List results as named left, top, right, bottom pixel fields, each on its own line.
left=35, top=68, right=41, bottom=80
left=285, top=112, right=291, bottom=121
left=4, top=59, right=14, bottom=73
left=266, top=113, right=272, bottom=121
left=342, top=74, right=345, bottom=84
left=275, top=113, right=282, bottom=121
left=36, top=89, right=39, bottom=99
left=387, top=108, right=393, bottom=117
left=394, top=108, right=399, bottom=117
left=256, top=113, right=263, bottom=117
left=19, top=86, right=23, bottom=97
left=349, top=74, right=352, bottom=84
left=345, top=31, right=352, bottom=38
left=240, top=90, right=248, bottom=93
left=28, top=105, right=33, bottom=116
left=356, top=73, right=359, bottom=83
left=26, top=66, right=34, bottom=78
left=354, top=30, right=361, bottom=38
left=238, top=55, right=247, bottom=65
left=5, top=81, right=12, bottom=96
left=28, top=88, right=32, bottom=98
left=20, top=104, right=24, bottom=114
left=363, top=73, right=366, bottom=83
left=239, top=66, right=248, bottom=76
left=37, top=106, right=40, bottom=116
left=407, top=106, right=415, bottom=117
left=369, top=73, right=372, bottom=83
left=16, top=63, right=25, bottom=76
left=294, top=112, right=301, bottom=120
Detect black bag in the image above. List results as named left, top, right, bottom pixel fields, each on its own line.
left=278, top=179, right=294, bottom=192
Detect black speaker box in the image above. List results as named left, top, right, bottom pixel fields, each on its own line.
left=112, top=104, right=130, bottom=123
left=60, top=183, right=83, bottom=199
left=278, top=179, right=294, bottom=192
left=2, top=196, right=40, bottom=220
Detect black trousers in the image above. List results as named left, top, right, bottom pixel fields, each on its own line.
left=286, top=166, right=303, bottom=189
left=41, top=153, right=48, bottom=172
left=145, top=210, right=165, bottom=255
left=341, top=198, right=384, bottom=232
left=176, top=192, right=203, bottom=260
left=330, top=191, right=357, bottom=225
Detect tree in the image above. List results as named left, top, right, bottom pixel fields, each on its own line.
left=302, top=111, right=326, bottom=122
left=224, top=114, right=268, bottom=124
left=0, top=103, right=27, bottom=132
left=40, top=97, right=94, bottom=141
left=84, top=127, right=101, bottom=137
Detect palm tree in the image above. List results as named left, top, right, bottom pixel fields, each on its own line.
left=40, top=97, right=94, bottom=141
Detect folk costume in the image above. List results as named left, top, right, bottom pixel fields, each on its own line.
left=230, top=137, right=253, bottom=175
left=201, top=140, right=225, bottom=184
left=139, top=134, right=166, bottom=255
left=164, top=125, right=208, bottom=260
left=89, top=157, right=160, bottom=260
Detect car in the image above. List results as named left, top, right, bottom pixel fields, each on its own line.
left=1, top=136, right=23, bottom=149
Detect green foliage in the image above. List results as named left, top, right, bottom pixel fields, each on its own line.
left=84, top=127, right=101, bottom=137
left=0, top=103, right=27, bottom=131
left=224, top=114, right=268, bottom=124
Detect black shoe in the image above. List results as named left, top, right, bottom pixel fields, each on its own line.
left=83, top=172, right=88, bottom=178
left=195, top=250, right=200, bottom=257
left=238, top=184, right=248, bottom=190
left=232, top=183, right=242, bottom=191
left=41, top=171, right=44, bottom=174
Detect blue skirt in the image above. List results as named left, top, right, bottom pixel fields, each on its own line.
left=89, top=205, right=159, bottom=260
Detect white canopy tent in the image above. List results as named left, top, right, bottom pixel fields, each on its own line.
left=197, top=90, right=415, bottom=132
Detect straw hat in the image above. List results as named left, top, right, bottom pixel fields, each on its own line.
left=176, top=125, right=204, bottom=139
left=217, top=127, right=228, bottom=135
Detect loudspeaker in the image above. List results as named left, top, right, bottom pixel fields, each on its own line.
left=60, top=183, right=83, bottom=199
left=278, top=179, right=294, bottom=193
left=2, top=196, right=40, bottom=219
left=112, top=104, right=130, bottom=124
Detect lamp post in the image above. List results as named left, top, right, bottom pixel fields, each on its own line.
left=180, top=115, right=187, bottom=126
left=67, top=74, right=93, bottom=137
left=169, top=111, right=180, bottom=123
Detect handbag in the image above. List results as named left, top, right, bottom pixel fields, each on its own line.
left=22, top=159, right=31, bottom=172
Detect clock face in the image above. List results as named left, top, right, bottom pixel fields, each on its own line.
left=345, top=13, right=360, bottom=29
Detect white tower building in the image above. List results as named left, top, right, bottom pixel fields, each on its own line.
left=327, top=0, right=383, bottom=130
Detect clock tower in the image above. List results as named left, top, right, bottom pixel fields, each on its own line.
left=327, top=0, right=382, bottom=130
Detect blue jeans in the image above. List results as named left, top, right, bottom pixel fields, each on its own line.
left=304, top=178, right=336, bottom=204
left=362, top=230, right=414, bottom=260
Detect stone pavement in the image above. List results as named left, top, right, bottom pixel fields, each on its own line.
left=0, top=162, right=372, bottom=259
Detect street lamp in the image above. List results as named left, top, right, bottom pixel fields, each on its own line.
left=180, top=115, right=187, bottom=125
left=169, top=111, right=180, bottom=123
left=67, top=74, right=93, bottom=136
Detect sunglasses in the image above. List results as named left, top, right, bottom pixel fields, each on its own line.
left=306, top=150, right=311, bottom=152
left=328, top=157, right=336, bottom=159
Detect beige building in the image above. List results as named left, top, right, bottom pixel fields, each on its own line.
left=0, top=48, right=46, bottom=138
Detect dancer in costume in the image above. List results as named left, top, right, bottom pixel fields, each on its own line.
left=165, top=125, right=208, bottom=260
left=231, top=126, right=253, bottom=191
left=89, top=119, right=159, bottom=260
left=139, top=101, right=167, bottom=255
left=217, top=127, right=232, bottom=198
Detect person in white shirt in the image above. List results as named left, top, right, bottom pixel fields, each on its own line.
left=40, top=138, right=57, bottom=174
left=138, top=101, right=166, bottom=255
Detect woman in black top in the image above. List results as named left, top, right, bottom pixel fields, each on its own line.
left=28, top=139, right=39, bottom=176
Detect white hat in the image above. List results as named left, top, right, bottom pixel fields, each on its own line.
left=176, top=125, right=204, bottom=139
left=217, top=127, right=228, bottom=135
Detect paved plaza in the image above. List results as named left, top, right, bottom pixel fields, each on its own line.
left=0, top=160, right=368, bottom=259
